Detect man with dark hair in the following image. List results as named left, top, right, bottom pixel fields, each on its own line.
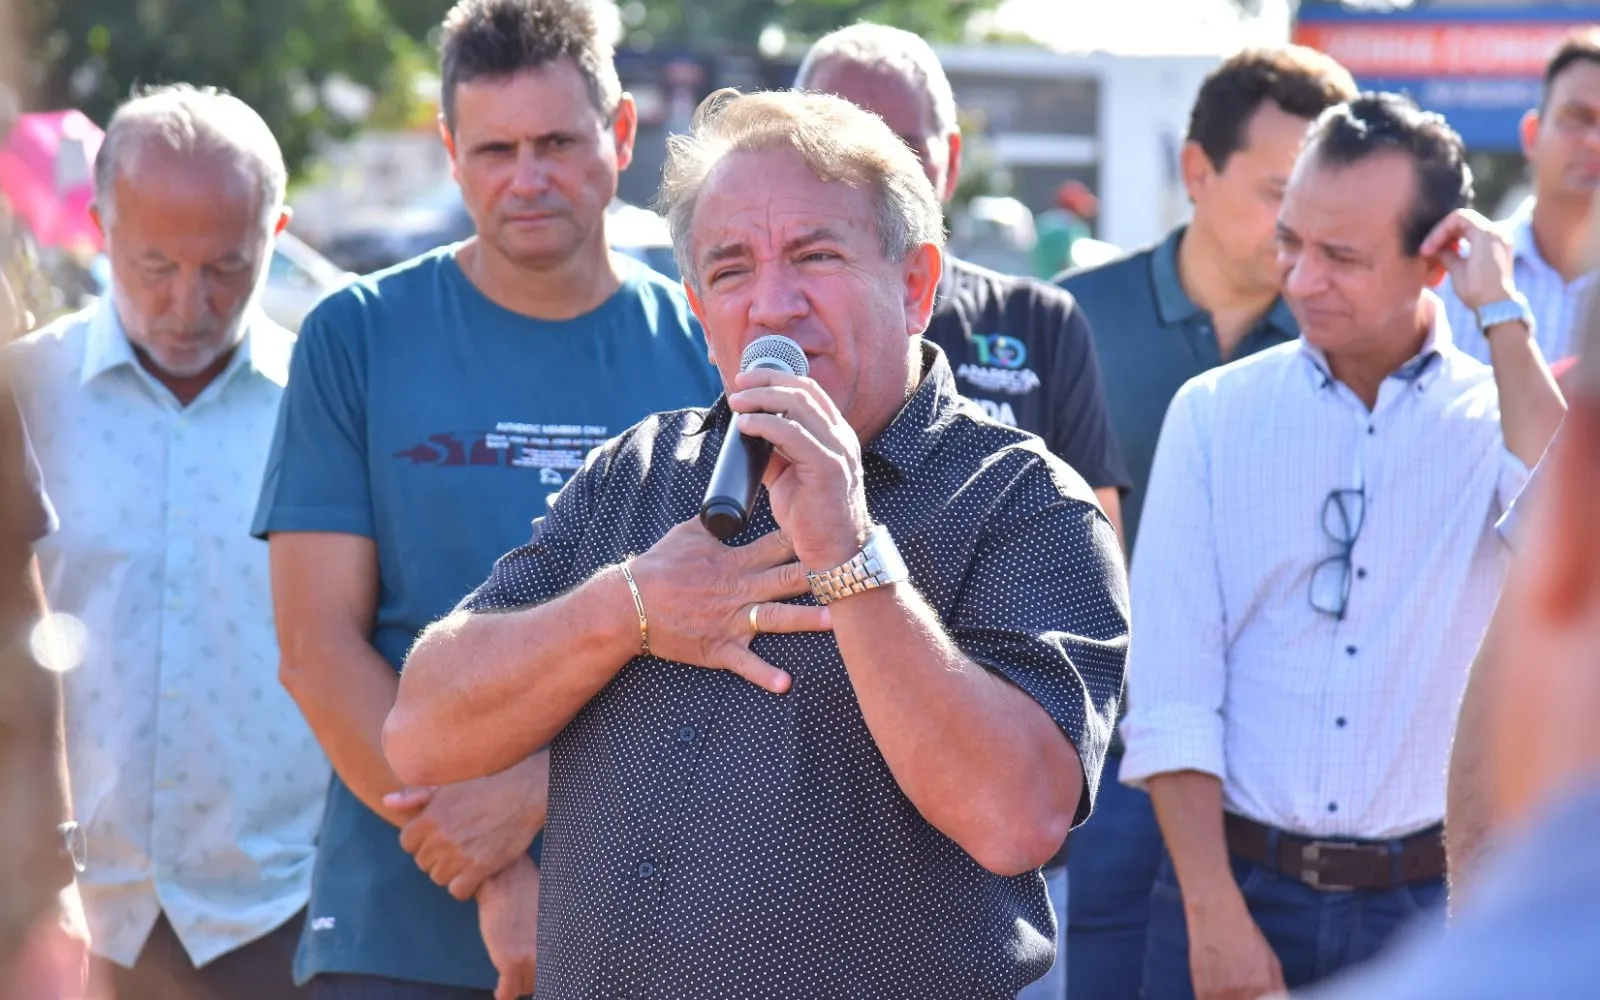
left=1310, top=234, right=1600, bottom=1000
left=254, top=0, right=718, bottom=997
left=1054, top=45, right=1356, bottom=999
left=1122, top=92, right=1565, bottom=999
left=795, top=24, right=1131, bottom=544
left=1441, top=27, right=1600, bottom=368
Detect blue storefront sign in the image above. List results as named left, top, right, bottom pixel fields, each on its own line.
left=1295, top=1, right=1600, bottom=151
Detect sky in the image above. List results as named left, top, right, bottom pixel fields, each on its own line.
left=987, top=0, right=1295, bottom=54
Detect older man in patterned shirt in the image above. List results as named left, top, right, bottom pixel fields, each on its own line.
left=385, top=89, right=1130, bottom=1000
left=7, top=86, right=329, bottom=1000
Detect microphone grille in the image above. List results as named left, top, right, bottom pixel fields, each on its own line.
left=739, top=335, right=809, bottom=378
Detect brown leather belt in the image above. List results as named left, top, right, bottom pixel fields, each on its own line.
left=1224, top=813, right=1446, bottom=892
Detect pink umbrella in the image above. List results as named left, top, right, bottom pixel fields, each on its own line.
left=0, top=109, right=104, bottom=252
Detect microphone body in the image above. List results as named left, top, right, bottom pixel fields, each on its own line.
left=700, top=335, right=809, bottom=540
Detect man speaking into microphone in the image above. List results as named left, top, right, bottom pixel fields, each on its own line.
left=386, top=88, right=1129, bottom=1000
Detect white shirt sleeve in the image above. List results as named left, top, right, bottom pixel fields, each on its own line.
left=1120, top=379, right=1231, bottom=789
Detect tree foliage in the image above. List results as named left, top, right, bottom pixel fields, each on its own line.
left=620, top=0, right=1002, bottom=49
left=23, top=0, right=1009, bottom=179
left=25, top=0, right=428, bottom=176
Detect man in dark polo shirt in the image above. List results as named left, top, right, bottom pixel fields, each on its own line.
left=1054, top=45, right=1356, bottom=999
left=385, top=88, right=1129, bottom=1000
left=795, top=23, right=1130, bottom=542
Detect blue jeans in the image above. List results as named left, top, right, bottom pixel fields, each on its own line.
left=309, top=974, right=498, bottom=999
left=1018, top=865, right=1070, bottom=999
left=1141, top=849, right=1446, bottom=999
left=1067, top=751, right=1165, bottom=999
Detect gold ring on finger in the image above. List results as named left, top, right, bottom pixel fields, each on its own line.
left=749, top=604, right=762, bottom=635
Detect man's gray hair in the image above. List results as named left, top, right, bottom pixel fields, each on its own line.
left=794, top=22, right=959, bottom=137
left=94, top=84, right=287, bottom=227
left=658, top=88, right=946, bottom=292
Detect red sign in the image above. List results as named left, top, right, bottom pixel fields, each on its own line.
left=1292, top=22, right=1590, bottom=77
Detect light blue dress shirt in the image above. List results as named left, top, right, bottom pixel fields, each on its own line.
left=8, top=301, right=330, bottom=968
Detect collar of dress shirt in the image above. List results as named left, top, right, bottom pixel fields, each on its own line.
left=1150, top=224, right=1298, bottom=336
left=1297, top=289, right=1452, bottom=394
left=79, top=296, right=291, bottom=391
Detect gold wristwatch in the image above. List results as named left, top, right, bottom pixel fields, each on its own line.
left=806, top=525, right=910, bottom=605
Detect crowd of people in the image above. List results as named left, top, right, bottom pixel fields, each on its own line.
left=0, top=0, right=1597, bottom=998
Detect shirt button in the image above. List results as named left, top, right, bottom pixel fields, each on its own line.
left=172, top=508, right=189, bottom=520
left=1367, top=425, right=1376, bottom=436
left=167, top=598, right=184, bottom=611
left=677, top=725, right=697, bottom=743
left=1336, top=717, right=1347, bottom=728
left=637, top=860, right=656, bottom=877
left=1356, top=568, right=1367, bottom=580
left=1346, top=645, right=1358, bottom=656
left=163, top=689, right=181, bottom=700
left=1328, top=802, right=1339, bottom=813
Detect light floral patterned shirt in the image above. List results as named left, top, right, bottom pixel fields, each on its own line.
left=8, top=300, right=329, bottom=967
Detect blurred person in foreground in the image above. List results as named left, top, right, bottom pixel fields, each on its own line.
left=793, top=27, right=1131, bottom=996
left=385, top=87, right=1129, bottom=1000
left=1122, top=92, right=1565, bottom=1000
left=0, top=264, right=89, bottom=999
left=795, top=23, right=1130, bottom=545
left=1441, top=28, right=1600, bottom=373
left=1054, top=46, right=1356, bottom=999
left=6, top=85, right=331, bottom=999
left=1308, top=243, right=1600, bottom=1000
left=252, top=0, right=719, bottom=996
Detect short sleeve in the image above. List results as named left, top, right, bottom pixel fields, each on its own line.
left=251, top=301, right=374, bottom=539
left=457, top=440, right=604, bottom=614
left=1040, top=293, right=1132, bottom=492
left=948, top=484, right=1130, bottom=826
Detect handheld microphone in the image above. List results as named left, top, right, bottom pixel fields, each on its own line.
left=700, top=334, right=810, bottom=540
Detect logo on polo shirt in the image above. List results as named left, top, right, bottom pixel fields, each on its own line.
left=957, top=363, right=1042, bottom=396
left=973, top=334, right=1028, bottom=369
left=959, top=334, right=1040, bottom=396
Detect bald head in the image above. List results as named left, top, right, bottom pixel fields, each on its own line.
left=94, top=85, right=286, bottom=228
left=795, top=24, right=961, bottom=203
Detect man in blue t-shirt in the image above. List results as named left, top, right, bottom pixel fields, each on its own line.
left=251, top=2, right=719, bottom=997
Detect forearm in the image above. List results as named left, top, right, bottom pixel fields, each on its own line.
left=279, top=633, right=416, bottom=827
left=831, top=584, right=1080, bottom=876
left=1147, top=770, right=1243, bottom=916
left=1446, top=598, right=1506, bottom=902
left=1488, top=320, right=1566, bottom=468
left=388, top=564, right=640, bottom=786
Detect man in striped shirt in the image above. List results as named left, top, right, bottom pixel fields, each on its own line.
left=1441, top=28, right=1600, bottom=370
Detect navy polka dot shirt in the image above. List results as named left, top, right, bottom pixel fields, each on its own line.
left=461, top=344, right=1129, bottom=999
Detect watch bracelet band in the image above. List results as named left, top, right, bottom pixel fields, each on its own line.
left=807, top=551, right=892, bottom=604
left=1475, top=294, right=1533, bottom=335
left=806, top=526, right=908, bottom=605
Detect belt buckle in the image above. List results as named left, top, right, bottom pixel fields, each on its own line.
left=1297, top=840, right=1354, bottom=892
